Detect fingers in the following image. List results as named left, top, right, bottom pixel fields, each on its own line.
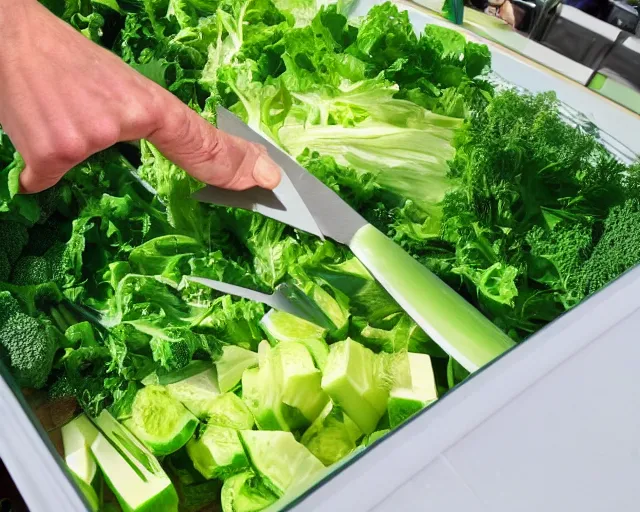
left=19, top=164, right=63, bottom=194
left=146, top=92, right=281, bottom=190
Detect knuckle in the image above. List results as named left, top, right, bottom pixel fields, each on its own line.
left=53, top=133, right=89, bottom=163
left=91, top=121, right=121, bottom=149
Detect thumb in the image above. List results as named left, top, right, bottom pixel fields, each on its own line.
left=147, top=93, right=281, bottom=190
left=19, top=164, right=65, bottom=195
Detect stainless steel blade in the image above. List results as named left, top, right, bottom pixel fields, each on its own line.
left=185, top=276, right=328, bottom=327
left=192, top=108, right=325, bottom=239
left=214, top=107, right=368, bottom=244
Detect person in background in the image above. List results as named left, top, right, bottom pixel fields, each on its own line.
left=0, top=0, right=281, bottom=194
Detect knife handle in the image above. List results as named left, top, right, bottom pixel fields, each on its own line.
left=349, top=224, right=515, bottom=372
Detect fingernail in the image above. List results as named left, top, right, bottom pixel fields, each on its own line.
left=253, top=153, right=281, bottom=189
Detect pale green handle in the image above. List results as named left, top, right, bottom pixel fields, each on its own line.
left=350, top=224, right=515, bottom=372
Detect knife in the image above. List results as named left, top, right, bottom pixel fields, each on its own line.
left=185, top=277, right=334, bottom=329
left=194, top=106, right=516, bottom=372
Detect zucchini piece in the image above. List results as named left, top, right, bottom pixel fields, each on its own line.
left=239, top=430, right=324, bottom=497
left=123, top=386, right=198, bottom=456
left=301, top=402, right=362, bottom=466
left=260, top=309, right=330, bottom=370
left=388, top=353, right=438, bottom=427
left=165, top=366, right=220, bottom=420
left=221, top=470, right=277, bottom=512
left=321, top=338, right=391, bottom=434
left=216, top=345, right=259, bottom=393
left=91, top=410, right=178, bottom=512
left=62, top=414, right=101, bottom=512
left=208, top=392, right=255, bottom=430
left=186, top=425, right=249, bottom=480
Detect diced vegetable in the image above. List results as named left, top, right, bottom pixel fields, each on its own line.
left=216, top=346, right=259, bottom=393
left=221, top=470, right=278, bottom=512
left=123, top=386, right=199, bottom=456
left=321, top=339, right=391, bottom=434
left=208, top=393, right=255, bottom=430
left=239, top=430, right=325, bottom=497
left=260, top=309, right=330, bottom=370
left=301, top=402, right=362, bottom=466
left=242, top=341, right=328, bottom=431
left=388, top=353, right=438, bottom=427
left=165, top=364, right=221, bottom=419
left=91, top=411, right=179, bottom=512
left=62, top=414, right=101, bottom=512
left=186, top=425, right=249, bottom=480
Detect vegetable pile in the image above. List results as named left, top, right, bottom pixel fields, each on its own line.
left=1, top=0, right=640, bottom=511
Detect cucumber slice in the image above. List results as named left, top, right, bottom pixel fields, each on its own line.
left=123, top=386, right=198, bottom=456
left=321, top=338, right=391, bottom=434
left=92, top=410, right=178, bottom=512
left=388, top=353, right=438, bottom=428
left=301, top=402, right=362, bottom=466
left=260, top=310, right=329, bottom=370
left=62, top=414, right=101, bottom=512
left=221, top=470, right=277, bottom=512
left=165, top=366, right=220, bottom=420
left=304, top=282, right=349, bottom=340
left=208, top=392, right=255, bottom=430
left=216, top=346, right=259, bottom=393
left=186, top=425, right=249, bottom=480
left=239, top=430, right=324, bottom=497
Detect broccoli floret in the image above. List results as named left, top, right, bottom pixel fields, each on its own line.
left=0, top=250, right=10, bottom=282
left=25, top=219, right=66, bottom=257
left=150, top=327, right=203, bottom=371
left=0, top=313, right=57, bottom=389
left=11, top=255, right=52, bottom=286
left=47, top=374, right=77, bottom=402
left=579, top=199, right=640, bottom=297
left=44, top=242, right=71, bottom=286
left=0, top=291, right=21, bottom=324
left=0, top=221, right=29, bottom=263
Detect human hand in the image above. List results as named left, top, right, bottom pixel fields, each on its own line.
left=0, top=0, right=281, bottom=194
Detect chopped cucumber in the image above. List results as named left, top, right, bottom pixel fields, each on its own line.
left=123, top=386, right=198, bottom=456
left=239, top=430, right=324, bottom=497
left=165, top=366, right=220, bottom=420
left=221, top=470, right=277, bottom=512
left=321, top=338, right=391, bottom=434
left=388, top=353, right=438, bottom=427
left=91, top=410, right=179, bottom=512
left=301, top=402, right=362, bottom=466
left=260, top=309, right=329, bottom=370
left=278, top=342, right=329, bottom=426
left=62, top=414, right=101, bottom=512
left=241, top=341, right=328, bottom=431
left=208, top=392, right=255, bottom=430
left=216, top=346, right=259, bottom=393
left=186, top=425, right=249, bottom=480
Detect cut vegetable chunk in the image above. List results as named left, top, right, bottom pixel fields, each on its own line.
left=216, top=346, right=259, bottom=393
left=388, top=353, right=438, bottom=427
left=260, top=309, right=329, bottom=369
left=239, top=430, right=324, bottom=497
left=186, top=425, right=249, bottom=480
left=241, top=341, right=328, bottom=431
left=62, top=414, right=101, bottom=512
left=123, top=385, right=198, bottom=456
left=208, top=392, right=255, bottom=430
left=221, top=470, right=277, bottom=512
left=92, top=410, right=178, bottom=512
left=165, top=365, right=220, bottom=419
left=321, top=338, right=391, bottom=434
left=301, top=402, right=362, bottom=466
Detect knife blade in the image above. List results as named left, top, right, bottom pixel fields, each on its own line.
left=185, top=276, right=333, bottom=329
